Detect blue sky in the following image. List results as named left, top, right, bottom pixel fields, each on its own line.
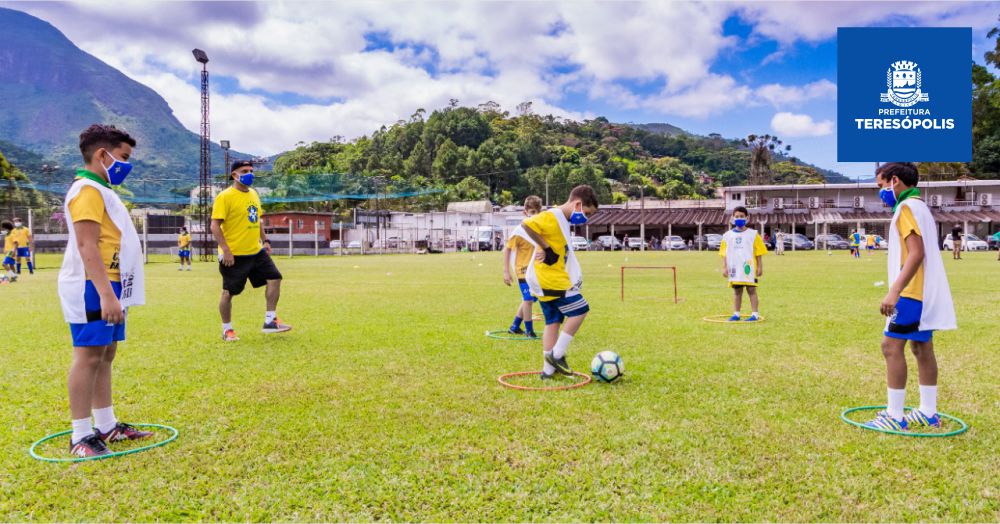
left=6, top=1, right=1000, bottom=179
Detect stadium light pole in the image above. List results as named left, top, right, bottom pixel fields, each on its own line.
left=192, top=48, right=211, bottom=261
left=221, top=140, right=230, bottom=182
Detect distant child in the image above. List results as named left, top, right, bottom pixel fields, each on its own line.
left=520, top=185, right=599, bottom=379
left=502, top=195, right=543, bottom=338
left=177, top=226, right=192, bottom=271
left=2, top=221, right=16, bottom=282
left=775, top=230, right=785, bottom=255
left=720, top=206, right=766, bottom=322
left=866, top=233, right=876, bottom=256
left=850, top=230, right=862, bottom=258
left=10, top=217, right=33, bottom=274
left=60, top=124, right=151, bottom=457
left=864, top=163, right=956, bottom=431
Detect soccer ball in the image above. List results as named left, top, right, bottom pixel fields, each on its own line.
left=590, top=351, right=624, bottom=383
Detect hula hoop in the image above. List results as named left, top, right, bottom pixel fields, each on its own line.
left=498, top=371, right=592, bottom=391
left=840, top=406, right=968, bottom=438
left=485, top=330, right=539, bottom=341
left=29, top=424, right=179, bottom=463
left=702, top=314, right=766, bottom=323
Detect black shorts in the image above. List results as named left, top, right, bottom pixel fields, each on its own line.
left=219, top=250, right=282, bottom=295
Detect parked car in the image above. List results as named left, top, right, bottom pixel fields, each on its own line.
left=571, top=235, right=590, bottom=251
left=989, top=231, right=1000, bottom=250
left=662, top=235, right=688, bottom=250
left=626, top=237, right=649, bottom=250
left=329, top=240, right=342, bottom=249
left=347, top=240, right=362, bottom=249
left=694, top=234, right=723, bottom=250
left=782, top=233, right=815, bottom=250
left=943, top=233, right=988, bottom=251
left=596, top=235, right=623, bottom=250
left=814, top=234, right=851, bottom=250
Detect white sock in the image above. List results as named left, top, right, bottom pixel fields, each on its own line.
left=734, top=311, right=741, bottom=317
left=93, top=406, right=117, bottom=434
left=919, top=385, right=938, bottom=417
left=543, top=352, right=556, bottom=375
left=751, top=311, right=759, bottom=317
left=71, top=417, right=93, bottom=444
left=222, top=322, right=233, bottom=334
left=887, top=388, right=906, bottom=420
left=552, top=332, right=574, bottom=359
left=265, top=311, right=277, bottom=323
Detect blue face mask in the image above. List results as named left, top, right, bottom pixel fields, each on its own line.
left=102, top=151, right=132, bottom=185
left=237, top=171, right=254, bottom=186
left=569, top=205, right=588, bottom=225
left=879, top=182, right=897, bottom=208
left=734, top=218, right=747, bottom=229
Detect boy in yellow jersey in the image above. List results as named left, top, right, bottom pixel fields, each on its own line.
left=866, top=232, right=876, bottom=256
left=2, top=221, right=16, bottom=282
left=719, top=206, right=767, bottom=322
left=60, top=124, right=152, bottom=457
left=177, top=226, right=192, bottom=271
left=211, top=160, right=291, bottom=342
left=521, top=185, right=599, bottom=378
left=502, top=195, right=543, bottom=338
left=864, top=163, right=956, bottom=432
left=9, top=217, right=33, bottom=274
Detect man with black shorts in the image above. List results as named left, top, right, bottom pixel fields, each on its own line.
left=211, top=160, right=291, bottom=342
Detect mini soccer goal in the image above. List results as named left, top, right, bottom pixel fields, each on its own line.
left=620, top=265, right=680, bottom=303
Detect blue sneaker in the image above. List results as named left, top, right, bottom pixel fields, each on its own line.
left=728, top=314, right=741, bottom=322
left=744, top=314, right=760, bottom=322
left=863, top=411, right=908, bottom=431
left=905, top=409, right=942, bottom=428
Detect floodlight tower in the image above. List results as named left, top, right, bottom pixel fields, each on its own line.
left=220, top=140, right=231, bottom=184
left=193, top=48, right=211, bottom=260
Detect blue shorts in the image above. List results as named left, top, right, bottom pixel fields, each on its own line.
left=885, top=297, right=933, bottom=343
left=539, top=294, right=589, bottom=325
left=517, top=279, right=537, bottom=302
left=69, top=281, right=126, bottom=347
left=2, top=256, right=13, bottom=266
left=179, top=249, right=191, bottom=258
left=16, top=247, right=30, bottom=257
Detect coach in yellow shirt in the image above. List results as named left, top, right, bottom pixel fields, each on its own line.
left=210, top=160, right=291, bottom=341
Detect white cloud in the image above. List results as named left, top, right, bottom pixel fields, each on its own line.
left=770, top=112, right=833, bottom=137
left=644, top=74, right=752, bottom=118
left=757, top=79, right=836, bottom=107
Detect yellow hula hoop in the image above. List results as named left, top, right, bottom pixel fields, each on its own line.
left=702, top=314, right=766, bottom=323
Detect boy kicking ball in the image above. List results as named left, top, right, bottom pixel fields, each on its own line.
left=502, top=195, right=543, bottom=338
left=720, top=206, right=766, bottom=322
left=520, top=185, right=598, bottom=379
left=864, top=162, right=956, bottom=431
left=60, top=125, right=151, bottom=457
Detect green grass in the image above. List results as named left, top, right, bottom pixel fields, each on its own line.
left=2, top=250, right=999, bottom=521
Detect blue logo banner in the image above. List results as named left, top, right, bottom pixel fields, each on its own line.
left=838, top=27, right=971, bottom=162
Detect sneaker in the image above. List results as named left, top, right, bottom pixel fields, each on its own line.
left=222, top=329, right=240, bottom=342
left=96, top=422, right=154, bottom=443
left=728, top=314, right=742, bottom=322
left=262, top=318, right=292, bottom=334
left=177, top=267, right=183, bottom=271
left=544, top=352, right=573, bottom=376
left=186, top=267, right=192, bottom=271
left=508, top=326, right=525, bottom=335
left=905, top=409, right=942, bottom=428
left=863, top=412, right=908, bottom=431
left=744, top=314, right=760, bottom=322
left=69, top=434, right=111, bottom=458
left=540, top=371, right=555, bottom=380
left=525, top=331, right=539, bottom=339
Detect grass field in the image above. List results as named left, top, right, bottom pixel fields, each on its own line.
left=2, top=250, right=999, bottom=521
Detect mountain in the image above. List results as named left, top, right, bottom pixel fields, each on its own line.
left=0, top=7, right=248, bottom=194
left=628, top=122, right=688, bottom=137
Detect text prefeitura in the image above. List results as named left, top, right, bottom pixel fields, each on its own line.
left=855, top=108, right=955, bottom=130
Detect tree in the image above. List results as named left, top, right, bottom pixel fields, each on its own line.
left=742, top=134, right=791, bottom=186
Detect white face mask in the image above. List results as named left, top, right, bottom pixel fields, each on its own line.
left=13, top=222, right=22, bottom=228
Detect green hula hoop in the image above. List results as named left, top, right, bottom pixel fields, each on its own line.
left=841, top=406, right=968, bottom=438
left=29, top=423, right=179, bottom=463
left=485, top=329, right=539, bottom=341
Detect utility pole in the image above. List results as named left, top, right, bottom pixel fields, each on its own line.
left=192, top=48, right=211, bottom=261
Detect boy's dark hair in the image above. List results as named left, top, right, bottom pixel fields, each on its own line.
left=1, top=221, right=12, bottom=231
left=523, top=195, right=543, bottom=213
left=79, top=124, right=136, bottom=163
left=568, top=185, right=599, bottom=209
left=875, top=162, right=919, bottom=187
left=732, top=206, right=749, bottom=217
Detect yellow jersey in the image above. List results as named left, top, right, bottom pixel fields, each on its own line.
left=505, top=234, right=535, bottom=279
left=212, top=186, right=263, bottom=256
left=9, top=226, right=30, bottom=247
left=523, top=211, right=570, bottom=301
left=178, top=233, right=191, bottom=248
left=3, top=232, right=14, bottom=253
left=866, top=235, right=876, bottom=247
left=68, top=185, right=121, bottom=282
left=896, top=206, right=924, bottom=301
